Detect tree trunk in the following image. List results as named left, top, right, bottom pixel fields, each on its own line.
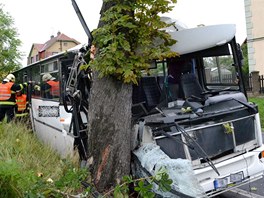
left=87, top=72, right=132, bottom=192
left=87, top=1, right=133, bottom=192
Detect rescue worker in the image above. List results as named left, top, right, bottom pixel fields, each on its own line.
left=0, top=74, right=28, bottom=123
left=41, top=73, right=60, bottom=99
left=15, top=90, right=29, bottom=121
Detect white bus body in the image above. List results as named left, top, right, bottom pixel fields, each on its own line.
left=131, top=22, right=264, bottom=197
left=30, top=98, right=74, bottom=157
left=15, top=45, right=87, bottom=158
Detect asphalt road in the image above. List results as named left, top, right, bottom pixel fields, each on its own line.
left=217, top=179, right=264, bottom=198
left=238, top=178, right=264, bottom=197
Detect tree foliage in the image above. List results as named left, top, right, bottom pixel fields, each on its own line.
left=241, top=41, right=249, bottom=88
left=241, top=41, right=249, bottom=75
left=0, top=4, right=22, bottom=78
left=90, top=0, right=178, bottom=84
left=87, top=0, right=178, bottom=192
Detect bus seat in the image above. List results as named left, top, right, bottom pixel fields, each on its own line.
left=132, top=82, right=148, bottom=117
left=132, top=81, right=146, bottom=104
left=157, top=75, right=165, bottom=91
left=205, top=92, right=247, bottom=106
left=180, top=73, right=205, bottom=100
left=141, top=76, right=161, bottom=111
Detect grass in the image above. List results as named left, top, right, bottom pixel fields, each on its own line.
left=249, top=97, right=264, bottom=131
left=0, top=122, right=90, bottom=198
left=0, top=122, right=172, bottom=198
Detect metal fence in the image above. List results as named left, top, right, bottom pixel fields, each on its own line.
left=246, top=74, right=264, bottom=94
left=246, top=73, right=252, bottom=92
left=260, top=75, right=264, bottom=94
left=211, top=73, right=237, bottom=84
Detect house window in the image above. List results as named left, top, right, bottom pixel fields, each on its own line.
left=31, top=57, right=34, bottom=64
left=63, top=42, right=68, bottom=47
left=36, top=55, right=39, bottom=61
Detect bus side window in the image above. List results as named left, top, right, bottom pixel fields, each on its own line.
left=40, top=72, right=60, bottom=100
left=30, top=67, right=41, bottom=98
left=32, top=82, right=41, bottom=98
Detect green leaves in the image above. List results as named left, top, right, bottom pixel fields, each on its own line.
left=155, top=172, right=173, bottom=192
left=134, top=180, right=155, bottom=198
left=90, top=0, right=178, bottom=84
left=153, top=167, right=173, bottom=192
left=108, top=167, right=172, bottom=197
left=0, top=4, right=22, bottom=78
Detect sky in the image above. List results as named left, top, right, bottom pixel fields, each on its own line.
left=0, top=0, right=247, bottom=66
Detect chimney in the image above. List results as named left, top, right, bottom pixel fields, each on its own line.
left=57, top=31, right=61, bottom=36
left=50, top=35, right=54, bottom=39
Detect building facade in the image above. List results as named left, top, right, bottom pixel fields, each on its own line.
left=244, top=0, right=264, bottom=75
left=27, top=31, right=80, bottom=65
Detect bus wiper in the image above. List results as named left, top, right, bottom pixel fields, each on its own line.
left=155, top=107, right=166, bottom=117
left=152, top=124, right=195, bottom=149
left=175, top=123, right=220, bottom=176
left=151, top=119, right=220, bottom=176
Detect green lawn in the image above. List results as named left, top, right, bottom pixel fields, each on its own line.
left=0, top=122, right=89, bottom=197
left=249, top=97, right=264, bottom=131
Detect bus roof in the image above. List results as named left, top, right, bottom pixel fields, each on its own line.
left=167, top=24, right=236, bottom=55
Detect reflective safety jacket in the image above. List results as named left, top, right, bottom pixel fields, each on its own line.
left=0, top=81, right=28, bottom=106
left=0, top=82, right=13, bottom=100
left=47, top=80, right=60, bottom=97
left=0, top=82, right=16, bottom=105
left=16, top=94, right=27, bottom=111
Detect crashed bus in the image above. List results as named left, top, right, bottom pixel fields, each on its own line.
left=13, top=0, right=92, bottom=161
left=13, top=44, right=90, bottom=159
left=13, top=0, right=264, bottom=196
left=131, top=20, right=264, bottom=197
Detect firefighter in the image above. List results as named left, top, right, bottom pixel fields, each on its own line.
left=41, top=73, right=60, bottom=99
left=15, top=90, right=29, bottom=121
left=0, top=74, right=28, bottom=123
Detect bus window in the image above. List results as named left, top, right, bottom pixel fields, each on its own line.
left=203, top=55, right=239, bottom=90
left=41, top=61, right=58, bottom=73
left=39, top=60, right=60, bottom=100
left=40, top=72, right=60, bottom=100
left=31, top=65, right=41, bottom=98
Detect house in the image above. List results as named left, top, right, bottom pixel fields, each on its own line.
left=27, top=31, right=80, bottom=65
left=244, top=0, right=264, bottom=75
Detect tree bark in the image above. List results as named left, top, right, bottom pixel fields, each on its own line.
left=87, top=72, right=132, bottom=192
left=87, top=1, right=133, bottom=192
